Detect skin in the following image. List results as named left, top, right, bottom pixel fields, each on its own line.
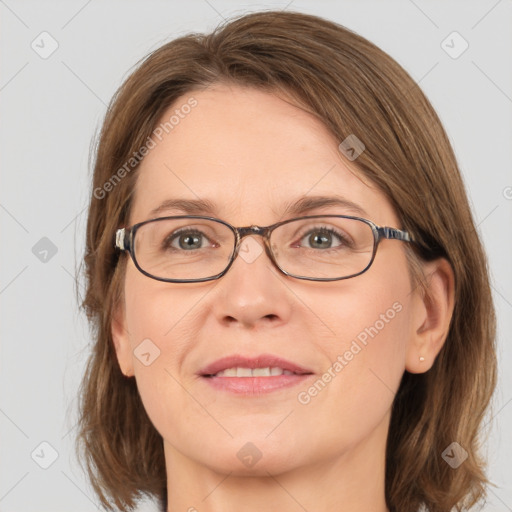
left=112, top=83, right=454, bottom=512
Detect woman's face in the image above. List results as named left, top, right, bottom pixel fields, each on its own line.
left=113, top=83, right=421, bottom=476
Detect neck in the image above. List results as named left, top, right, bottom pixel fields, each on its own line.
left=164, top=415, right=390, bottom=512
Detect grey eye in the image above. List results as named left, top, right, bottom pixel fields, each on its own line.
left=165, top=230, right=209, bottom=250
left=299, top=228, right=345, bottom=249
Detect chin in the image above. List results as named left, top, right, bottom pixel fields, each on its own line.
left=173, top=431, right=307, bottom=476
left=205, top=447, right=302, bottom=477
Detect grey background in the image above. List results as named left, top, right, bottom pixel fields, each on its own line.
left=1, top=1, right=511, bottom=511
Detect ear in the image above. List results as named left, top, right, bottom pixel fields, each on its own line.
left=111, top=303, right=135, bottom=378
left=405, top=258, right=455, bottom=374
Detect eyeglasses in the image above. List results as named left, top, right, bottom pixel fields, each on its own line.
left=115, top=215, right=413, bottom=283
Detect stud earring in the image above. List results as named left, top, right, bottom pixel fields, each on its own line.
left=419, top=356, right=425, bottom=362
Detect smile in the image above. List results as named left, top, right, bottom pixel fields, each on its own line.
left=199, top=355, right=314, bottom=394
left=211, top=367, right=297, bottom=377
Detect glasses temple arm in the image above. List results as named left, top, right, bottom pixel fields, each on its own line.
left=377, top=226, right=412, bottom=242
left=115, top=228, right=128, bottom=250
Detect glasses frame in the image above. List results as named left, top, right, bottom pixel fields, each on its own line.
left=115, top=214, right=413, bottom=283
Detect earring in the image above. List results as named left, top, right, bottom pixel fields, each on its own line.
left=419, top=356, right=425, bottom=362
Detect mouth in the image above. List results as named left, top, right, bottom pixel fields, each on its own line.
left=210, top=367, right=299, bottom=377
left=199, top=355, right=314, bottom=395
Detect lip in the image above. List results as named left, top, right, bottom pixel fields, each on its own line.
left=198, top=354, right=314, bottom=395
left=199, top=354, right=312, bottom=376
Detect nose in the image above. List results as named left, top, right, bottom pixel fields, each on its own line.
left=211, top=234, right=293, bottom=329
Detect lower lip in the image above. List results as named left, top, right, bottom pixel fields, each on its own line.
left=201, top=375, right=313, bottom=394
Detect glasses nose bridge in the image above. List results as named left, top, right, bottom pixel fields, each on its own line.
left=235, top=224, right=272, bottom=243
left=233, top=225, right=275, bottom=264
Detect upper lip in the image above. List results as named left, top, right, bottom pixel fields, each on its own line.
left=199, top=354, right=313, bottom=376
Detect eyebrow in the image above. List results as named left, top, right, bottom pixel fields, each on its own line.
left=281, top=195, right=368, bottom=218
left=148, top=198, right=217, bottom=218
left=147, top=195, right=368, bottom=220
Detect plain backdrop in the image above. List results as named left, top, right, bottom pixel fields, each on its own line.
left=1, top=1, right=511, bottom=511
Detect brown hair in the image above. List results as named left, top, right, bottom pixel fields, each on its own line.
left=78, top=10, right=497, bottom=512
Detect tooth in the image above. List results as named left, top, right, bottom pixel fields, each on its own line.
left=213, top=367, right=295, bottom=377
left=253, top=367, right=271, bottom=377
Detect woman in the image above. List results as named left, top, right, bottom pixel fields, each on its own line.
left=78, top=10, right=497, bottom=512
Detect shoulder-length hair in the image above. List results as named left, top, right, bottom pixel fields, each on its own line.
left=78, top=10, right=497, bottom=512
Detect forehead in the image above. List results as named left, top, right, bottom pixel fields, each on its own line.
left=130, top=84, right=397, bottom=227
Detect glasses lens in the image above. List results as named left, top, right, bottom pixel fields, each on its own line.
left=271, top=216, right=375, bottom=279
left=133, top=218, right=236, bottom=281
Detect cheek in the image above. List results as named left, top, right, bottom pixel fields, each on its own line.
left=121, top=268, right=217, bottom=437
left=291, top=298, right=410, bottom=461
left=123, top=267, right=202, bottom=357
left=299, top=259, right=411, bottom=361
left=296, top=261, right=412, bottom=437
